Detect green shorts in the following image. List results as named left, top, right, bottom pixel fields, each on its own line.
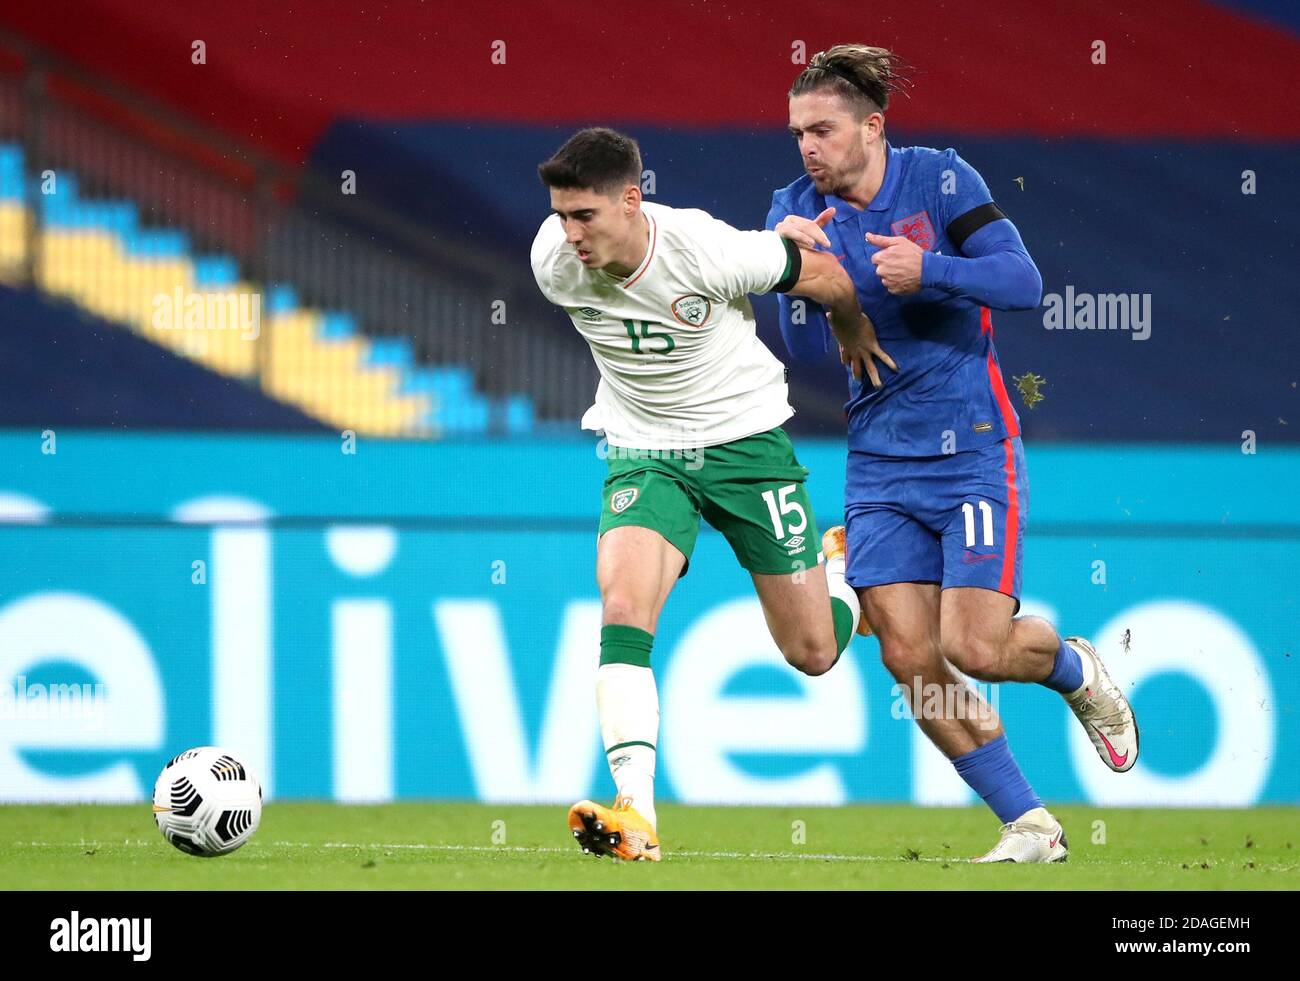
left=598, top=426, right=821, bottom=577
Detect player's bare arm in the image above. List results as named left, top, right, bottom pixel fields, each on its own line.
left=771, top=205, right=897, bottom=386
left=787, top=247, right=897, bottom=387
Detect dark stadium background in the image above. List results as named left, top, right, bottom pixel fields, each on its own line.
left=0, top=1, right=1296, bottom=810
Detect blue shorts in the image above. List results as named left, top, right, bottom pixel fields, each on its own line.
left=844, top=437, right=1028, bottom=602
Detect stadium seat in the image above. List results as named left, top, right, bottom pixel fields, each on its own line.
left=0, top=142, right=531, bottom=438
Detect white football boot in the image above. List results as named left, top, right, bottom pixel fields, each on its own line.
left=1062, top=636, right=1139, bottom=772
left=972, top=807, right=1069, bottom=864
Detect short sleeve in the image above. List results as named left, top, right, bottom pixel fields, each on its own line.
left=684, top=212, right=794, bottom=299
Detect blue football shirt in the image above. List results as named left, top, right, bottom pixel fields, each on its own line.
left=767, top=142, right=1024, bottom=457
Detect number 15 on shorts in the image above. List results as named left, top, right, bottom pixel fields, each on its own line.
left=762, top=484, right=807, bottom=541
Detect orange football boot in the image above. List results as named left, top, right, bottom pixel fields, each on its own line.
left=567, top=796, right=661, bottom=861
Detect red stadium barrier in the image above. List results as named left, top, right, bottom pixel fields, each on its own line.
left=2, top=0, right=1299, bottom=163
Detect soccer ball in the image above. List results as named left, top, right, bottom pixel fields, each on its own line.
left=152, top=747, right=262, bottom=857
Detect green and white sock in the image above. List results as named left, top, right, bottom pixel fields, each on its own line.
left=826, top=555, right=861, bottom=660
left=595, top=624, right=659, bottom=830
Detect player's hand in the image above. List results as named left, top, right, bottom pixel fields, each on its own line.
left=865, top=232, right=924, bottom=295
left=837, top=313, right=899, bottom=389
left=774, top=207, right=835, bottom=250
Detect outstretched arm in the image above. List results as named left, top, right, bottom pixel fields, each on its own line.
left=765, top=201, right=897, bottom=386
left=784, top=245, right=898, bottom=388
left=766, top=205, right=835, bottom=364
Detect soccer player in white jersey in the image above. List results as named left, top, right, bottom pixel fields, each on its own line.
left=531, top=127, right=895, bottom=860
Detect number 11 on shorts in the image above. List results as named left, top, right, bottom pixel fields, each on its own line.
left=962, top=500, right=994, bottom=547
left=762, top=484, right=807, bottom=541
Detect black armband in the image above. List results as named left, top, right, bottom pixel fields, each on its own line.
left=946, top=202, right=1008, bottom=252
left=771, top=237, right=802, bottom=293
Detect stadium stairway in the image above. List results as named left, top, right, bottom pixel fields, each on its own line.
left=0, top=282, right=331, bottom=430
left=0, top=144, right=535, bottom=438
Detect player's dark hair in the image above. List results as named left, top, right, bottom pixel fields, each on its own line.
left=538, top=128, right=643, bottom=196
left=789, top=45, right=909, bottom=119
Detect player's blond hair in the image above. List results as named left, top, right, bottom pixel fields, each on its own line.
left=789, top=45, right=907, bottom=118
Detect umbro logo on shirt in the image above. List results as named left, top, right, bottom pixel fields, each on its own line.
left=577, top=307, right=604, bottom=322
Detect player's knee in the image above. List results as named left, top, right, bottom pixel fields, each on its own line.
left=780, top=634, right=837, bottom=677
left=941, top=636, right=1000, bottom=681
left=878, top=640, right=937, bottom=683
left=600, top=592, right=651, bottom=632
left=794, top=650, right=836, bottom=677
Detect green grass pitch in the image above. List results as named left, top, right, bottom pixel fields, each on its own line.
left=2, top=803, right=1296, bottom=890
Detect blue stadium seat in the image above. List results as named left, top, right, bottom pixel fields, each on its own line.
left=0, top=141, right=539, bottom=438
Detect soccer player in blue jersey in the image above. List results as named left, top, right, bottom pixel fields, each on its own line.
left=767, top=45, right=1140, bottom=862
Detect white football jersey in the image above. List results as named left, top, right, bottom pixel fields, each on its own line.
left=530, top=200, right=798, bottom=450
